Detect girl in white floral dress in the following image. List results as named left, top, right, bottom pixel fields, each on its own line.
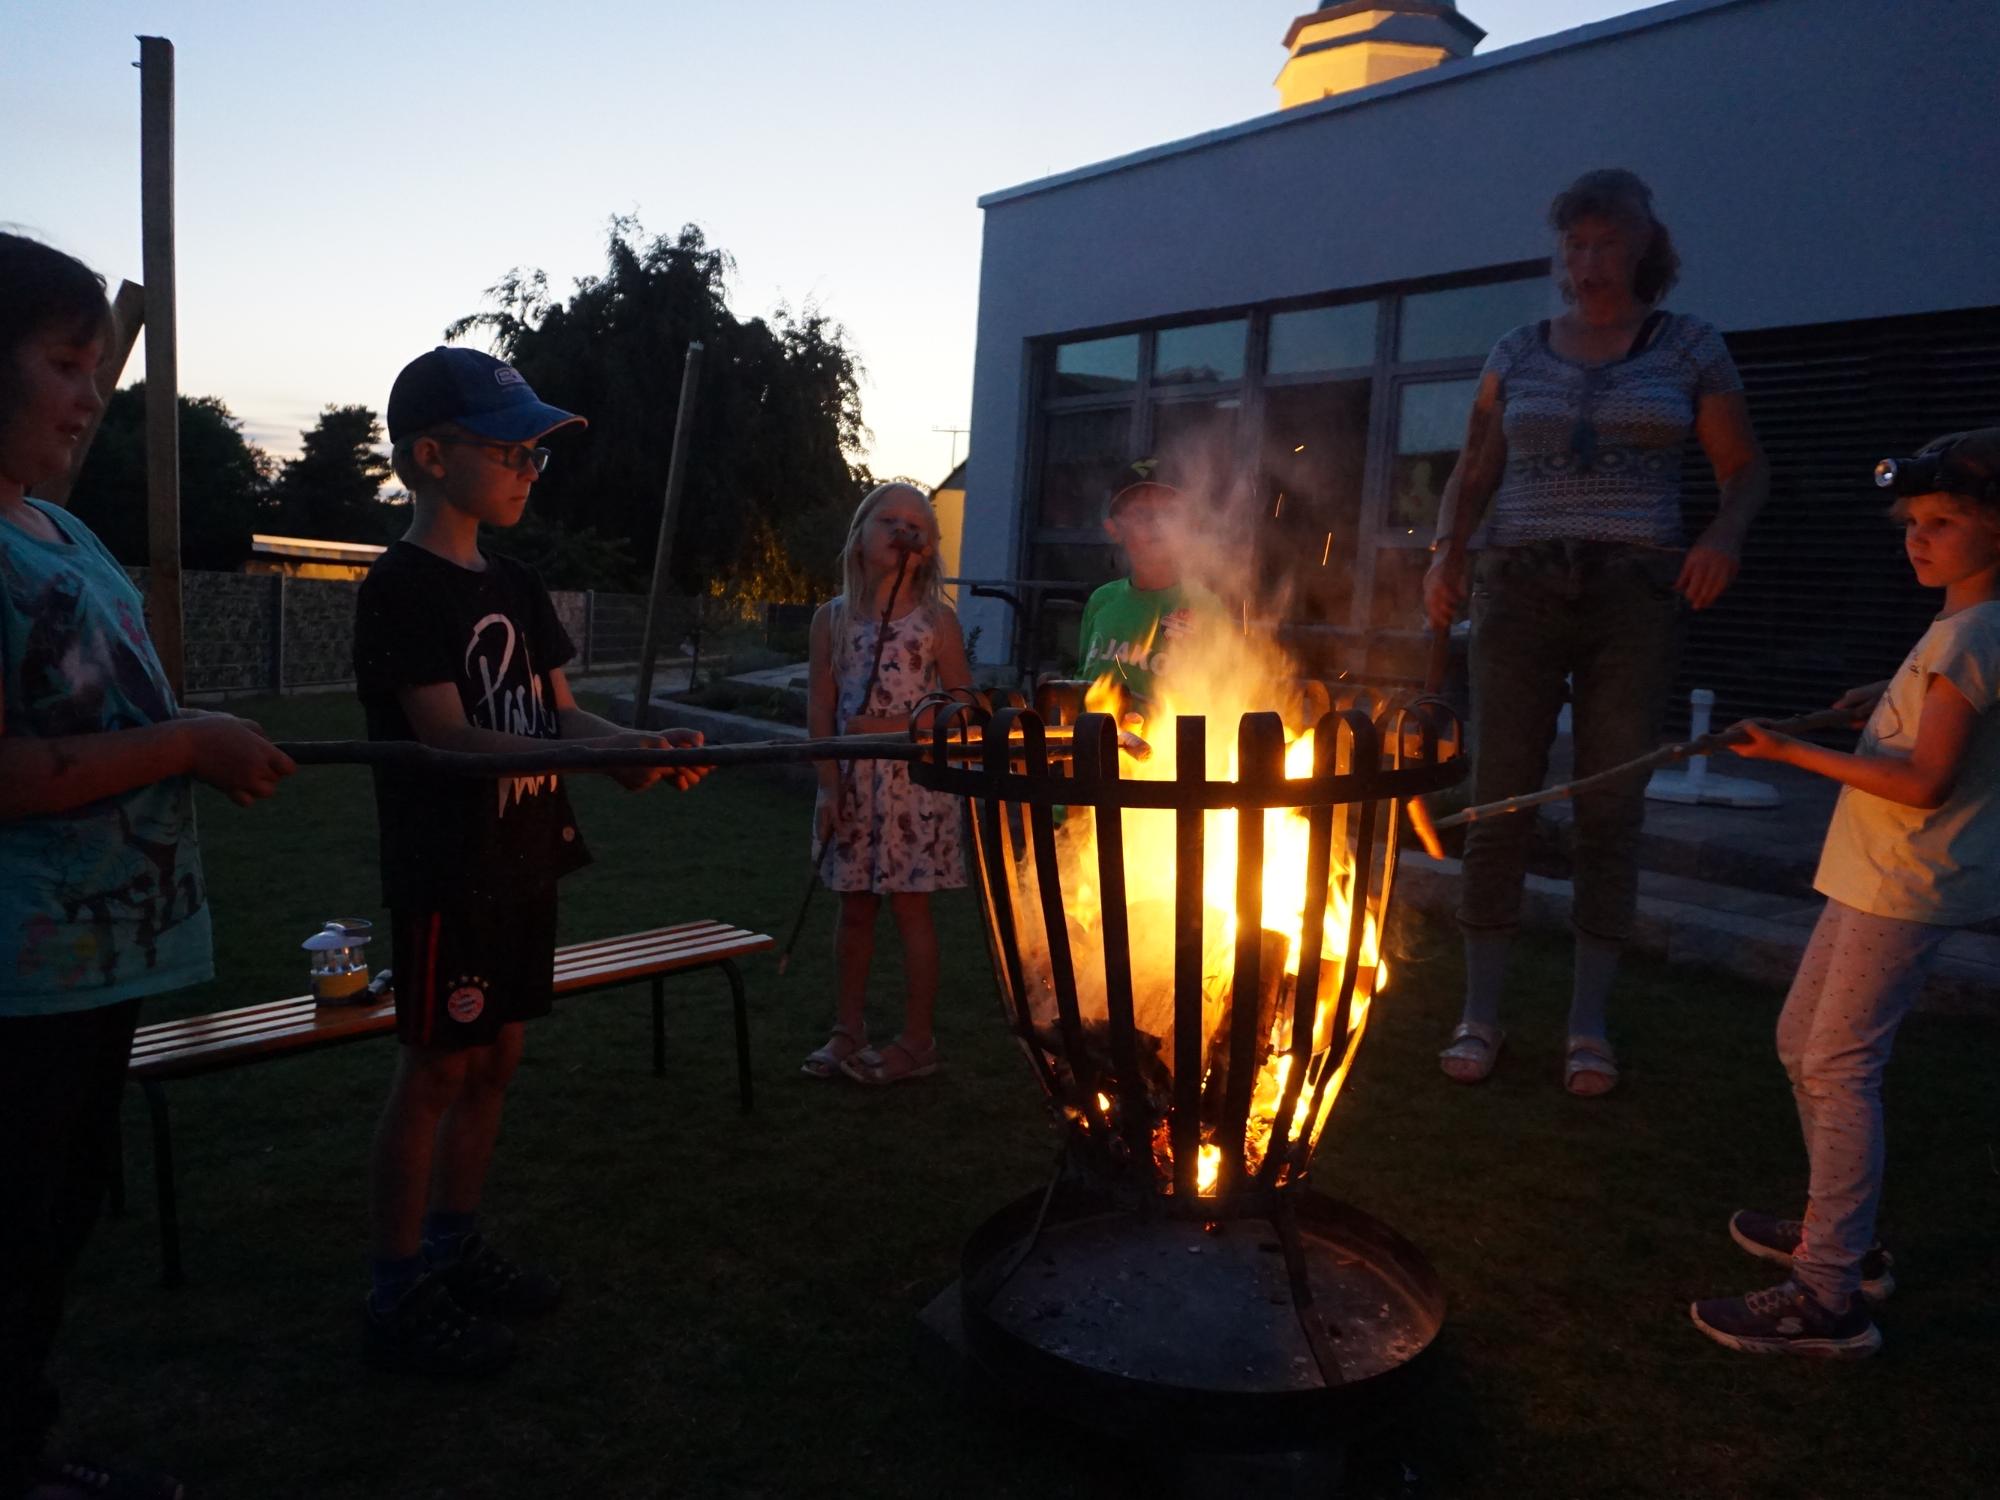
left=801, top=484, right=971, bottom=1085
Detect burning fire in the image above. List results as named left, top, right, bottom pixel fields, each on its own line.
left=1018, top=621, right=1391, bottom=1197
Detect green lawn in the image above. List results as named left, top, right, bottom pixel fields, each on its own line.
left=54, top=692, right=1994, bottom=1499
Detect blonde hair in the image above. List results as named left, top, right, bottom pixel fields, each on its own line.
left=836, top=482, right=945, bottom=636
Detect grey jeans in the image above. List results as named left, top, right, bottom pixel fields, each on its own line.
left=1779, top=900, right=1946, bottom=1309
left=1458, top=540, right=1683, bottom=943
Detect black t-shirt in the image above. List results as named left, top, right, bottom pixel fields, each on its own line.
left=353, top=541, right=591, bottom=909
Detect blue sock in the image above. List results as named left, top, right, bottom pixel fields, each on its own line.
left=422, top=1209, right=478, bottom=1266
left=1568, top=932, right=1621, bottom=1042
left=1460, top=929, right=1511, bottom=1032
left=369, top=1253, right=427, bottom=1316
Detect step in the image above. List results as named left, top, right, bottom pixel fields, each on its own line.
left=1395, top=852, right=1999, bottom=1017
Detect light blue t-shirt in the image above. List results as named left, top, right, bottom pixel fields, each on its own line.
left=0, top=499, right=212, bottom=1013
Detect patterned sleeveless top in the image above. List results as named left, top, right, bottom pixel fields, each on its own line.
left=1479, top=312, right=1744, bottom=548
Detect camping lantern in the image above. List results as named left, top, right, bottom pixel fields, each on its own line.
left=303, top=918, right=373, bottom=1004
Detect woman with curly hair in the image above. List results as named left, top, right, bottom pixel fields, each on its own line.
left=1422, top=169, right=1768, bottom=1095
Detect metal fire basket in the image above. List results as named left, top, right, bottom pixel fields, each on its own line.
left=910, top=686, right=1465, bottom=1442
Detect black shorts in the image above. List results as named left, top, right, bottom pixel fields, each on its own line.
left=390, top=897, right=558, bottom=1050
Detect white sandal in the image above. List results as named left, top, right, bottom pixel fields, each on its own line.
left=801, top=1024, right=865, bottom=1079
left=1564, top=1035, right=1619, bottom=1097
left=1438, top=1020, right=1505, bottom=1084
left=842, top=1037, right=939, bottom=1086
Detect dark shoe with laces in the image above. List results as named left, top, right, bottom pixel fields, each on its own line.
left=363, top=1272, right=515, bottom=1377
left=433, top=1232, right=562, bottom=1319
left=27, top=1455, right=186, bottom=1499
left=1689, top=1279, right=1882, bottom=1359
left=1729, top=1209, right=1895, bottom=1303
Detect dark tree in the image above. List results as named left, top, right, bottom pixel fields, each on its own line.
left=265, top=405, right=394, bottom=542
left=67, top=384, right=272, bottom=569
left=482, top=514, right=644, bottom=592
left=447, top=218, right=870, bottom=596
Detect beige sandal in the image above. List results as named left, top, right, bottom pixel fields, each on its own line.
left=1565, top=1036, right=1619, bottom=1097
left=1439, top=1021, right=1504, bottom=1084
left=842, top=1037, right=939, bottom=1085
left=801, top=1025, right=865, bottom=1079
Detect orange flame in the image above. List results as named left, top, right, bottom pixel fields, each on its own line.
left=1024, top=627, right=1391, bottom=1195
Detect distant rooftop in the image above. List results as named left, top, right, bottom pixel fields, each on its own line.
left=250, top=535, right=387, bottom=562
left=980, top=0, right=1753, bottom=208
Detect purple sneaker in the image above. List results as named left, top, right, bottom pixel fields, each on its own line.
left=1729, top=1210, right=1895, bottom=1303
left=1689, top=1280, right=1881, bottom=1359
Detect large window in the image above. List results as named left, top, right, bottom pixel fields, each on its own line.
left=1027, top=269, right=1542, bottom=676
left=1053, top=335, right=1140, bottom=397
left=1154, top=319, right=1247, bottom=385
left=1258, top=381, right=1369, bottom=621
left=1267, top=302, right=1376, bottom=376
left=1398, top=278, right=1551, bottom=362
left=1388, top=377, right=1480, bottom=536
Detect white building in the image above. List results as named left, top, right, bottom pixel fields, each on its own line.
left=958, top=0, right=2000, bottom=719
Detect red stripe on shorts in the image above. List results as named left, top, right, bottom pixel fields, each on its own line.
left=420, top=911, right=442, bottom=1047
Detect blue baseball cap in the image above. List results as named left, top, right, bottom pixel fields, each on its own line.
left=386, top=346, right=586, bottom=444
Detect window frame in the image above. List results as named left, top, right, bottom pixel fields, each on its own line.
left=1022, top=259, right=1546, bottom=641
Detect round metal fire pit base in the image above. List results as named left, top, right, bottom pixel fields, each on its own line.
left=959, top=1185, right=1445, bottom=1453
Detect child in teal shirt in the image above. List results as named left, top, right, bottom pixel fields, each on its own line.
left=1, top=232, right=293, bottom=1500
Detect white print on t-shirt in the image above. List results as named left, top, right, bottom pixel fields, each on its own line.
left=1087, top=607, right=1194, bottom=679
left=465, top=612, right=562, bottom=816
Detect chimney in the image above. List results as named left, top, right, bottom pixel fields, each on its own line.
left=1275, top=1, right=1484, bottom=109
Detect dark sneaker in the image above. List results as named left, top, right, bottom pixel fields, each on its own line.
left=434, top=1232, right=562, bottom=1319
left=30, top=1455, right=187, bottom=1499
left=1689, top=1280, right=1882, bottom=1359
left=363, top=1272, right=516, bottom=1377
left=1729, top=1210, right=1895, bottom=1302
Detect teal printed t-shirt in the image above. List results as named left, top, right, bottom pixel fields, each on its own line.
left=1075, top=577, right=1222, bottom=708
left=0, top=499, right=212, bottom=1013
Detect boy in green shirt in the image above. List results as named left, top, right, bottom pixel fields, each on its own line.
left=1076, top=463, right=1222, bottom=721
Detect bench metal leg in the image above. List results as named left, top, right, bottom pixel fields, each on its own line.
left=651, top=976, right=667, bottom=1077
left=721, top=958, right=753, bottom=1113
left=142, top=1080, right=183, bottom=1289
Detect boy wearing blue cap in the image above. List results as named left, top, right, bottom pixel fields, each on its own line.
left=355, top=347, right=707, bottom=1377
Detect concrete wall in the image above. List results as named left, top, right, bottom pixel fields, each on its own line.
left=960, top=0, right=2000, bottom=656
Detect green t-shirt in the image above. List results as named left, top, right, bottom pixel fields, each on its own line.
left=1075, top=577, right=1222, bottom=709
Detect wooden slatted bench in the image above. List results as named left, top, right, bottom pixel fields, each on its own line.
left=126, top=920, right=770, bottom=1286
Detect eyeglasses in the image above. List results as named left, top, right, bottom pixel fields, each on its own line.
left=436, top=437, right=552, bottom=475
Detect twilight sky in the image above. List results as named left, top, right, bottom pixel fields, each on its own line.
left=6, top=0, right=1640, bottom=483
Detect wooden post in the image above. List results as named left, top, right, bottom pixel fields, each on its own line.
left=268, top=573, right=287, bottom=696
left=632, top=340, right=704, bottom=722
left=138, top=36, right=184, bottom=699
left=32, top=281, right=145, bottom=507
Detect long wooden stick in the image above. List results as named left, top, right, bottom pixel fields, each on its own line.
left=273, top=731, right=935, bottom=776
left=1431, top=706, right=1856, bottom=833
left=139, top=36, right=184, bottom=699
left=633, top=340, right=704, bottom=717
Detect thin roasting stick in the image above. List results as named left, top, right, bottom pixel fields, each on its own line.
left=272, top=723, right=1149, bottom=776
left=1429, top=706, right=1857, bottom=835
